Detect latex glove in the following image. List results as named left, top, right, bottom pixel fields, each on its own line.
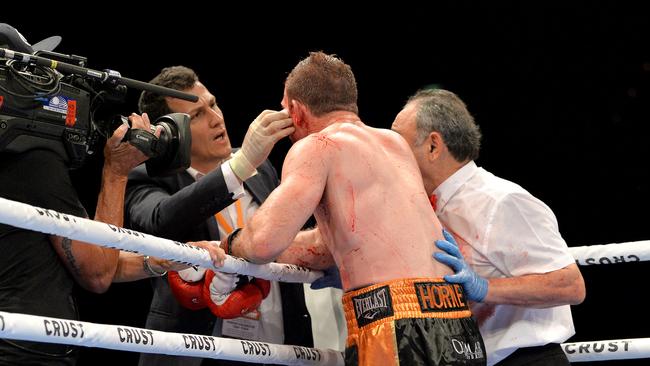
left=310, top=266, right=342, bottom=290
left=434, top=229, right=488, bottom=302
left=229, top=109, right=295, bottom=181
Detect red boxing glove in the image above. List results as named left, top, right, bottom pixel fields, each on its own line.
left=252, top=278, right=271, bottom=299
left=168, top=267, right=207, bottom=310
left=203, top=270, right=265, bottom=319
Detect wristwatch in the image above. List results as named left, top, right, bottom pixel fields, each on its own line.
left=143, top=255, right=167, bottom=277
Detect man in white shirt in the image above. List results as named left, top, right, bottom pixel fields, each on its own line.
left=391, top=88, right=586, bottom=366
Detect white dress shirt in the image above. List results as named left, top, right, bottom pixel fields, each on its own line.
left=188, top=164, right=284, bottom=344
left=303, top=286, right=346, bottom=351
left=433, top=161, right=576, bottom=365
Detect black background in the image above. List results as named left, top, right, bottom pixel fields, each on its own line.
left=3, top=4, right=649, bottom=365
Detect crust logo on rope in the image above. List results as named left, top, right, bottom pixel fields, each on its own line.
left=352, top=285, right=393, bottom=327
left=283, top=264, right=310, bottom=273
left=183, top=334, right=217, bottom=351
left=293, top=346, right=322, bottom=362
left=107, top=224, right=147, bottom=238
left=415, top=281, right=469, bottom=312
left=577, top=255, right=640, bottom=265
left=43, top=319, right=84, bottom=339
left=35, top=207, right=78, bottom=223
left=240, top=340, right=272, bottom=357
left=118, top=327, right=154, bottom=346
left=563, top=340, right=632, bottom=354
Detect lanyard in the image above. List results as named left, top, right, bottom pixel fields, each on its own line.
left=215, top=199, right=244, bottom=234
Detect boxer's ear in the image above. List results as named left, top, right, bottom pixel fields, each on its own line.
left=290, top=99, right=307, bottom=128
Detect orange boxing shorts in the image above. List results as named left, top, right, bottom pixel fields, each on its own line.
left=343, top=278, right=486, bottom=365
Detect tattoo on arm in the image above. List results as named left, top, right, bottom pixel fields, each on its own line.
left=62, top=237, right=82, bottom=279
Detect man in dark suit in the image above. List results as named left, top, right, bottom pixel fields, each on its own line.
left=125, top=66, right=313, bottom=366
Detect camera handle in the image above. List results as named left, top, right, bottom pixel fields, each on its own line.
left=123, top=128, right=159, bottom=158
left=0, top=48, right=198, bottom=102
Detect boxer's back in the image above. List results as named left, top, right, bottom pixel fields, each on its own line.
left=311, top=121, right=450, bottom=290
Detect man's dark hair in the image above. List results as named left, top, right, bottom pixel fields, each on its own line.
left=138, top=66, right=198, bottom=120
left=285, top=51, right=358, bottom=116
left=407, top=89, right=482, bottom=162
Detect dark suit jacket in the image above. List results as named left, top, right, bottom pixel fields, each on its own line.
left=125, top=158, right=313, bottom=366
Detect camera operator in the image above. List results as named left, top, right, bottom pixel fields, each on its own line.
left=0, top=113, right=224, bottom=365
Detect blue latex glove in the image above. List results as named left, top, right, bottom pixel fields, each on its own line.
left=310, top=266, right=342, bottom=290
left=434, top=229, right=488, bottom=302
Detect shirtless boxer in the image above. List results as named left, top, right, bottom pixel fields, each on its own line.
left=223, top=52, right=486, bottom=366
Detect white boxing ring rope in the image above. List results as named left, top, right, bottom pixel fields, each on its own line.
left=570, top=240, right=650, bottom=265
left=2, top=195, right=650, bottom=363
left=0, top=311, right=343, bottom=365
left=0, top=196, right=323, bottom=283
left=562, top=338, right=650, bottom=362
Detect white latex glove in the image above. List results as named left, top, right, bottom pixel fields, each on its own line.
left=229, top=109, right=294, bottom=180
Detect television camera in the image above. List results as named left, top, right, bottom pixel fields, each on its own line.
left=0, top=24, right=196, bottom=176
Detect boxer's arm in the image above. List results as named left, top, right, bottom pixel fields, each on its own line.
left=231, top=137, right=331, bottom=264
left=276, top=227, right=335, bottom=269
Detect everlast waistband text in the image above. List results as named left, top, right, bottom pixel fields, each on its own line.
left=352, top=286, right=394, bottom=327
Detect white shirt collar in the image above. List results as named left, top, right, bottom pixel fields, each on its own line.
left=433, top=160, right=478, bottom=212
left=186, top=154, right=235, bottom=181
left=186, top=166, right=204, bottom=181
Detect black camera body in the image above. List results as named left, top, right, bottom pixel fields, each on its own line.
left=0, top=66, right=92, bottom=168
left=0, top=33, right=193, bottom=176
